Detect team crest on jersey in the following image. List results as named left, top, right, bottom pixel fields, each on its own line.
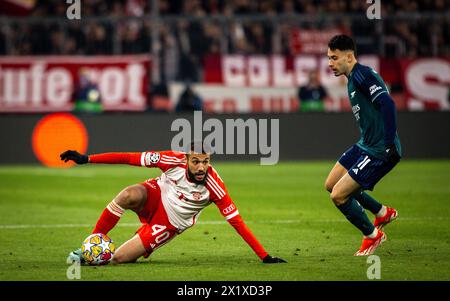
left=145, top=152, right=160, bottom=165
left=191, top=191, right=202, bottom=201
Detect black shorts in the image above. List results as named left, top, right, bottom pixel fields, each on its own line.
left=338, top=145, right=399, bottom=191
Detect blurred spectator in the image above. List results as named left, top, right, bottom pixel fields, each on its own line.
left=298, top=70, right=327, bottom=112
left=74, top=69, right=103, bottom=114
left=67, top=23, right=86, bottom=54
left=246, top=22, right=273, bottom=54
left=0, top=0, right=447, bottom=68
left=49, top=26, right=64, bottom=54
left=121, top=21, right=147, bottom=54
left=84, top=23, right=112, bottom=55
left=160, top=25, right=179, bottom=82
left=175, top=84, right=203, bottom=112
left=149, top=83, right=172, bottom=112
left=176, top=20, right=201, bottom=81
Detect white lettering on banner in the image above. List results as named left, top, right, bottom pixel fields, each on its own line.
left=127, top=64, right=145, bottom=104
left=221, top=55, right=379, bottom=88
left=30, top=63, right=45, bottom=105
left=46, top=68, right=72, bottom=106
left=0, top=56, right=150, bottom=112
left=100, top=67, right=125, bottom=105
left=294, top=56, right=317, bottom=87
left=208, top=55, right=383, bottom=112
left=223, top=55, right=246, bottom=86
left=273, top=55, right=293, bottom=87
left=2, top=68, right=27, bottom=105
left=248, top=56, right=269, bottom=87
left=289, top=29, right=343, bottom=54
left=405, top=59, right=450, bottom=110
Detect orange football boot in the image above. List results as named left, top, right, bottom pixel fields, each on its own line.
left=354, top=230, right=387, bottom=256
left=374, top=207, right=398, bottom=230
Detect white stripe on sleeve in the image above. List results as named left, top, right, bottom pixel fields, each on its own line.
left=140, top=152, right=147, bottom=166
left=226, top=211, right=239, bottom=220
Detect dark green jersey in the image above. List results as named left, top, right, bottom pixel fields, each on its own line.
left=347, top=63, right=401, bottom=159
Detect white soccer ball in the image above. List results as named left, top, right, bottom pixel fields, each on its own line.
left=81, top=233, right=116, bottom=265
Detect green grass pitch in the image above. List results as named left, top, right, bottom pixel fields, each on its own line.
left=0, top=160, right=449, bottom=281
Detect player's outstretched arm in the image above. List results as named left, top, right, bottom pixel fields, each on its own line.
left=60, top=150, right=142, bottom=166
left=209, top=168, right=286, bottom=264
left=227, top=215, right=287, bottom=264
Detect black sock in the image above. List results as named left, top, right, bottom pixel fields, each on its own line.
left=337, top=197, right=375, bottom=236
left=353, top=191, right=383, bottom=215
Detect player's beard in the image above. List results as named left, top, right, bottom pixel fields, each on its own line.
left=331, top=67, right=341, bottom=76
left=187, top=168, right=208, bottom=185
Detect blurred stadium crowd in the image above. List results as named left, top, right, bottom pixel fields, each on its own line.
left=1, top=0, right=448, bottom=61
left=0, top=0, right=448, bottom=113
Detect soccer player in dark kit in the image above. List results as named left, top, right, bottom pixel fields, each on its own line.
left=325, top=35, right=402, bottom=256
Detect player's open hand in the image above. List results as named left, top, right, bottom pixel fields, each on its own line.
left=60, top=150, right=89, bottom=164
left=262, top=255, right=287, bottom=264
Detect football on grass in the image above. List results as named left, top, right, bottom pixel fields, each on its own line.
left=81, top=233, right=116, bottom=265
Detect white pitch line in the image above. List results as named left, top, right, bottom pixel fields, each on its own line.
left=0, top=220, right=304, bottom=229
left=0, top=217, right=447, bottom=230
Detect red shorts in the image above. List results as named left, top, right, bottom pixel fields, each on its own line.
left=136, top=180, right=178, bottom=255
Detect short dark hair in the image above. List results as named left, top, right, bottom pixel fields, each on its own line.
left=328, top=35, right=356, bottom=54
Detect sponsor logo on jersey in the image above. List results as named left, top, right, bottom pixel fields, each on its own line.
left=350, top=91, right=356, bottom=98
left=222, top=204, right=235, bottom=215
left=369, top=85, right=382, bottom=95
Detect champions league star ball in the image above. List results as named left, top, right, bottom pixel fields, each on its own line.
left=81, top=233, right=116, bottom=265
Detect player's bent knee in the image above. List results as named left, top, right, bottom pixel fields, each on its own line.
left=114, top=188, right=131, bottom=208
left=324, top=180, right=334, bottom=193
left=114, top=186, right=145, bottom=210
left=330, top=190, right=346, bottom=206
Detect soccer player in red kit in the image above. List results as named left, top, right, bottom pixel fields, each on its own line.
left=61, top=143, right=286, bottom=264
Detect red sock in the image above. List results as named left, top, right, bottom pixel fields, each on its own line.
left=92, top=201, right=124, bottom=235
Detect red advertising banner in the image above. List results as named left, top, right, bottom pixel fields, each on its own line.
left=201, top=54, right=379, bottom=112
left=202, top=55, right=450, bottom=112
left=289, top=29, right=344, bottom=55
left=0, top=55, right=150, bottom=112
left=398, top=58, right=450, bottom=111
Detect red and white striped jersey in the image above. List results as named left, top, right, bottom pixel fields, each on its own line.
left=139, top=151, right=239, bottom=231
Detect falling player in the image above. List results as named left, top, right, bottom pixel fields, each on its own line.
left=62, top=142, right=286, bottom=264
left=325, top=35, right=401, bottom=256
